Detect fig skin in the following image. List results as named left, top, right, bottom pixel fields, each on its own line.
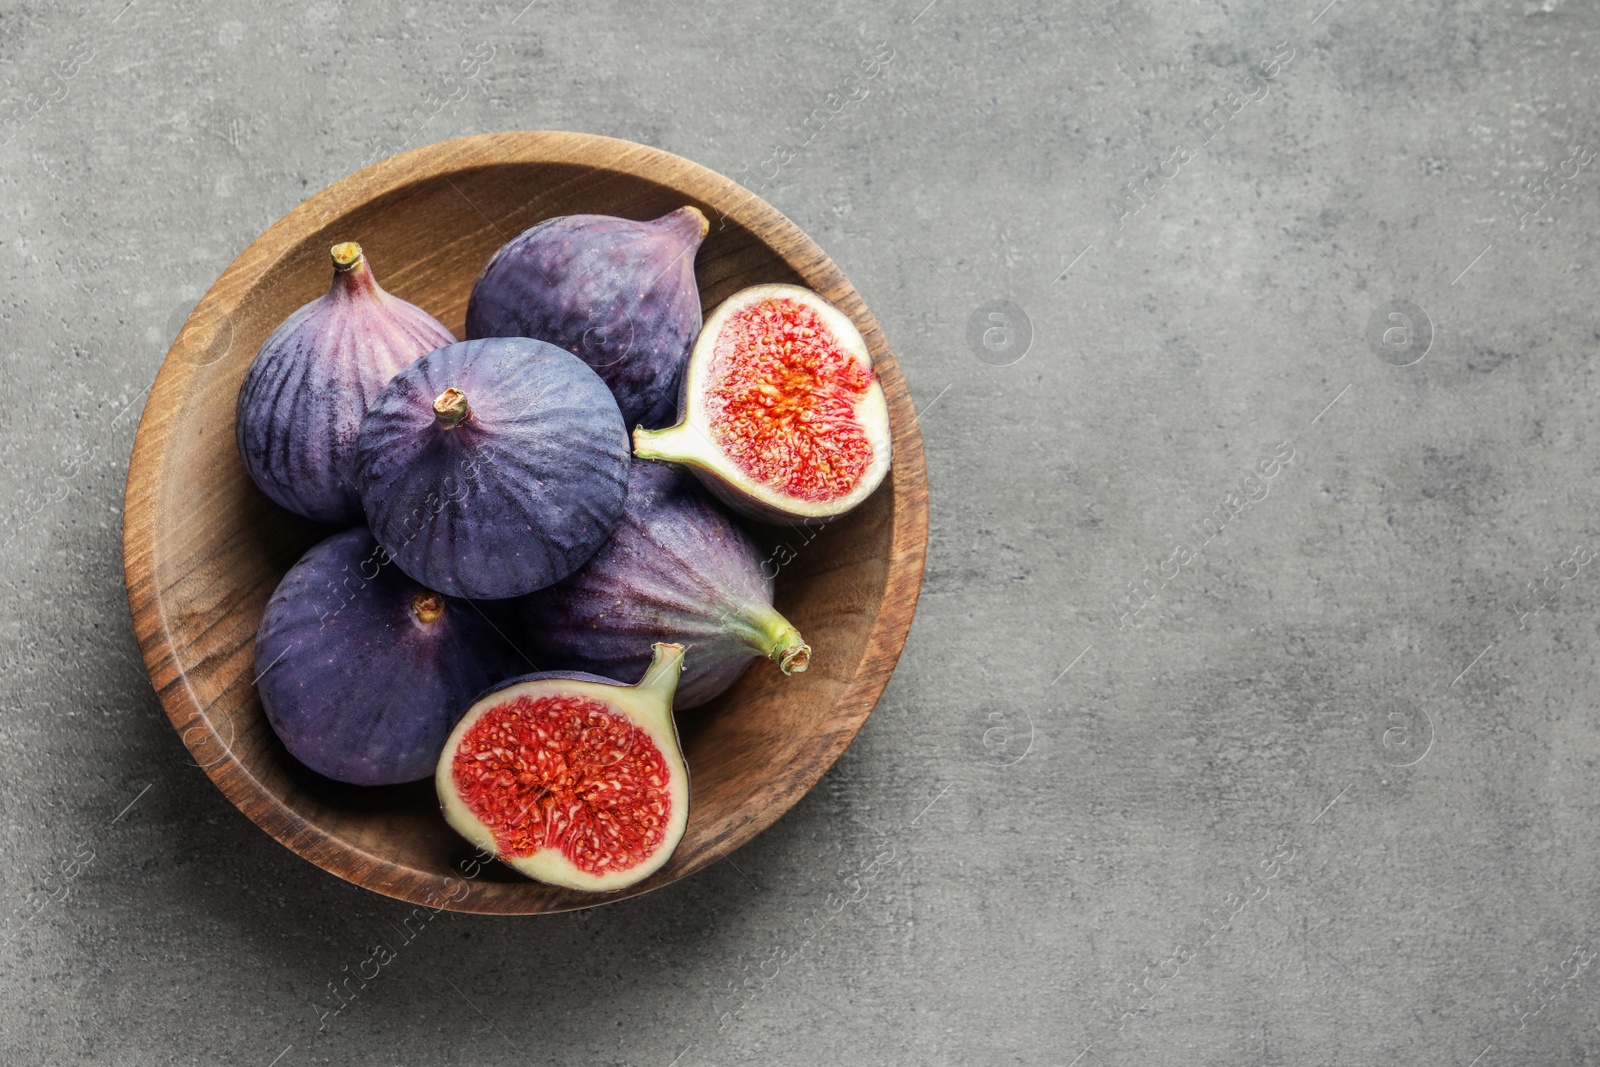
left=236, top=243, right=455, bottom=523
left=254, top=527, right=519, bottom=786
left=436, top=643, right=690, bottom=892
left=354, top=336, right=630, bottom=600
left=465, top=206, right=709, bottom=430
left=518, top=461, right=810, bottom=708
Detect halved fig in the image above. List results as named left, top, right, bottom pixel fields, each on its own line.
left=632, top=284, right=892, bottom=522
left=518, top=460, right=809, bottom=709
left=437, top=643, right=689, bottom=892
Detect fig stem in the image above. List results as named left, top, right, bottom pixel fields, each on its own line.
left=635, top=642, right=686, bottom=710
left=673, top=205, right=710, bottom=241
left=747, top=606, right=810, bottom=675
left=410, top=591, right=445, bottom=624
left=329, top=242, right=382, bottom=303
left=773, top=631, right=811, bottom=675
left=632, top=423, right=701, bottom=463
left=434, top=388, right=471, bottom=428
left=631, top=425, right=669, bottom=458
left=331, top=242, right=364, bottom=272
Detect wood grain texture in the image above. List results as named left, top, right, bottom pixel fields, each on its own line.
left=122, top=132, right=929, bottom=915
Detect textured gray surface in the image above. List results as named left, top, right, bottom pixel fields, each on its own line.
left=4, top=0, right=1600, bottom=1063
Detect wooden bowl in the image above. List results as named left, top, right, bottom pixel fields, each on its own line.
left=122, top=132, right=929, bottom=914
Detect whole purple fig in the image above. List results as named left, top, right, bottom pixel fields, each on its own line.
left=255, top=527, right=519, bottom=786
left=354, top=336, right=630, bottom=600
left=517, top=460, right=810, bottom=709
left=236, top=243, right=455, bottom=523
left=465, top=207, right=709, bottom=430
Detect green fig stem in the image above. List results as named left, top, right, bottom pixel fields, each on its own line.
left=410, top=591, right=445, bottom=624
left=631, top=425, right=668, bottom=458
left=635, top=642, right=686, bottom=707
left=434, top=388, right=471, bottom=428
left=773, top=631, right=811, bottom=675
left=633, top=423, right=698, bottom=463
left=746, top=605, right=811, bottom=675
left=331, top=242, right=364, bottom=272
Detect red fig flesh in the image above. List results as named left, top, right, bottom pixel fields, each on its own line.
left=436, top=643, right=689, bottom=892
left=632, top=284, right=892, bottom=522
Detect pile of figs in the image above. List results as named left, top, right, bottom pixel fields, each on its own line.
left=236, top=210, right=892, bottom=892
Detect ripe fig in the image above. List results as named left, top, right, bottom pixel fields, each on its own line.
left=354, top=336, right=630, bottom=600
left=236, top=242, right=455, bottom=523
left=437, top=642, right=689, bottom=892
left=632, top=284, right=892, bottom=522
left=255, top=527, right=518, bottom=786
left=518, top=460, right=810, bottom=709
left=464, top=206, right=709, bottom=429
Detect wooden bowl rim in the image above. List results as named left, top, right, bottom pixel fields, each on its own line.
left=122, top=131, right=929, bottom=914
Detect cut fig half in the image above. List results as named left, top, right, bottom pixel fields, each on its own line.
left=436, top=643, right=689, bottom=893
left=632, top=284, right=892, bottom=523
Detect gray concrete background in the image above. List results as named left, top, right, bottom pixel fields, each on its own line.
left=3, top=0, right=1600, bottom=1063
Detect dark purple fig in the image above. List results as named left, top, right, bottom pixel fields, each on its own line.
left=465, top=207, right=709, bottom=430
left=255, top=527, right=518, bottom=786
left=517, top=460, right=810, bottom=709
left=354, top=336, right=630, bottom=600
left=236, top=243, right=455, bottom=523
